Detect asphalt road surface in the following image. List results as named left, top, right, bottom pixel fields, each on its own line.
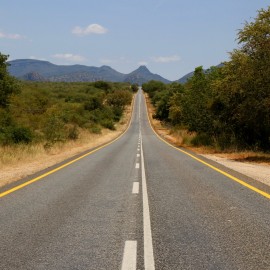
left=0, top=88, right=270, bottom=270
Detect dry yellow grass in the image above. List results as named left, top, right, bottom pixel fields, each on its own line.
left=210, top=151, right=270, bottom=164
left=0, top=100, right=133, bottom=188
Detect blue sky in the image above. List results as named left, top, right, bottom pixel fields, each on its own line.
left=1, top=0, right=269, bottom=80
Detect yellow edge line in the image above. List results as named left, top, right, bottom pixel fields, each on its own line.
left=144, top=94, right=270, bottom=200
left=0, top=94, right=136, bottom=199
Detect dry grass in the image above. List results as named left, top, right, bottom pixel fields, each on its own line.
left=0, top=100, right=133, bottom=188
left=210, top=151, right=270, bottom=164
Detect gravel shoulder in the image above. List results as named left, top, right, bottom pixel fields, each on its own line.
left=200, top=154, right=270, bottom=187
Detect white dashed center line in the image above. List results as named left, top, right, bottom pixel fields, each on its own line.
left=132, top=182, right=139, bottom=194
left=121, top=241, right=137, bottom=270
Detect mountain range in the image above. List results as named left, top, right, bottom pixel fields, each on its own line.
left=7, top=59, right=196, bottom=84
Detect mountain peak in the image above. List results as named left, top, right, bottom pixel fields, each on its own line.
left=136, top=65, right=150, bottom=73
left=124, top=65, right=170, bottom=85
left=100, top=65, right=112, bottom=69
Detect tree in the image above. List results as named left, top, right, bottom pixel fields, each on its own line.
left=181, top=66, right=213, bottom=134
left=211, top=7, right=270, bottom=149
left=131, top=84, right=139, bottom=93
left=106, top=90, right=132, bottom=110
left=168, top=84, right=185, bottom=126
left=153, top=90, right=171, bottom=121
left=0, top=53, right=20, bottom=108
left=142, top=80, right=166, bottom=99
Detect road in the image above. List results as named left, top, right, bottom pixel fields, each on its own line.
left=0, top=88, right=270, bottom=269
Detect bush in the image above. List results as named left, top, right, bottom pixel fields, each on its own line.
left=0, top=125, right=33, bottom=145
left=191, top=133, right=213, bottom=146
left=11, top=126, right=33, bottom=144
left=44, top=114, right=66, bottom=143
left=112, top=107, right=123, bottom=121
left=93, top=81, right=111, bottom=91
left=89, top=124, right=102, bottom=134
left=106, top=90, right=132, bottom=109
left=67, top=125, right=79, bottom=140
left=100, top=119, right=115, bottom=130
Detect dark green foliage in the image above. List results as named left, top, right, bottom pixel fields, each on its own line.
left=0, top=110, right=33, bottom=145
left=0, top=126, right=32, bottom=145
left=44, top=114, right=66, bottom=143
left=112, top=107, right=124, bottom=121
left=143, top=5, right=270, bottom=151
left=93, top=81, right=111, bottom=92
left=106, top=90, right=132, bottom=109
left=0, top=67, right=133, bottom=146
left=67, top=125, right=79, bottom=140
left=84, top=93, right=104, bottom=111
left=100, top=119, right=115, bottom=130
left=0, top=53, right=20, bottom=108
left=89, top=124, right=102, bottom=134
left=9, top=126, right=33, bottom=144
left=131, top=84, right=139, bottom=92
left=152, top=90, right=170, bottom=121
left=142, top=80, right=166, bottom=99
left=191, top=133, right=213, bottom=147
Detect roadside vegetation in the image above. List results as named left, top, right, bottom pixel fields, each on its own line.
left=143, top=7, right=270, bottom=153
left=0, top=52, right=137, bottom=167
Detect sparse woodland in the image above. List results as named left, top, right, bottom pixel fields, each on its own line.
left=0, top=55, right=136, bottom=148
left=143, top=7, right=270, bottom=151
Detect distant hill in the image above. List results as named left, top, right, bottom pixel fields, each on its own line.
left=124, top=66, right=170, bottom=85
left=8, top=59, right=224, bottom=85
left=8, top=59, right=170, bottom=84
left=176, top=71, right=195, bottom=84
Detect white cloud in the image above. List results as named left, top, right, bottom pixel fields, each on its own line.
left=100, top=56, right=131, bottom=65
left=152, top=55, right=181, bottom=63
left=72, top=24, right=108, bottom=36
left=30, top=56, right=47, bottom=61
left=138, top=61, right=148, bottom=66
left=100, top=58, right=113, bottom=64
left=0, top=31, right=24, bottom=40
left=52, top=53, right=86, bottom=62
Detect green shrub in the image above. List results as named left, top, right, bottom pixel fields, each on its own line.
left=44, top=114, right=66, bottom=143
left=112, top=107, right=123, bottom=121
left=89, top=124, right=102, bottom=134
left=191, top=133, right=213, bottom=146
left=100, top=119, right=115, bottom=130
left=0, top=125, right=33, bottom=145
left=11, top=126, right=33, bottom=144
left=67, top=125, right=79, bottom=140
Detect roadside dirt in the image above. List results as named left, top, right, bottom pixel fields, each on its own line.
left=202, top=154, right=270, bottom=186
left=145, top=94, right=270, bottom=187
left=0, top=99, right=133, bottom=188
